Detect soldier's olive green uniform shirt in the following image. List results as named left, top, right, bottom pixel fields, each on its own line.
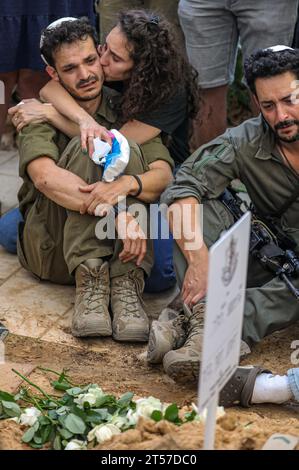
left=161, top=115, right=299, bottom=249
left=18, top=85, right=174, bottom=217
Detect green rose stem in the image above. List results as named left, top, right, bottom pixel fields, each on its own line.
left=37, top=367, right=77, bottom=386
left=37, top=367, right=65, bottom=377
left=12, top=369, right=61, bottom=407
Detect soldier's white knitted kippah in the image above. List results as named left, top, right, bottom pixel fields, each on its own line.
left=40, top=17, right=77, bottom=65
left=264, top=45, right=294, bottom=53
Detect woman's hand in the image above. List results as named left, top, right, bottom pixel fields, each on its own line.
left=79, top=114, right=112, bottom=156
left=116, top=211, right=147, bottom=266
left=8, top=99, right=52, bottom=131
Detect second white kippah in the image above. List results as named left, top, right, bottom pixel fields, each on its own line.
left=264, top=45, right=294, bottom=53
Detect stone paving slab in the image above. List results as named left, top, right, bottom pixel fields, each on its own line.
left=0, top=153, right=19, bottom=176
left=0, top=248, right=21, bottom=286
left=0, top=149, right=18, bottom=167
left=0, top=268, right=74, bottom=339
left=0, top=362, right=36, bottom=393
left=0, top=174, right=22, bottom=214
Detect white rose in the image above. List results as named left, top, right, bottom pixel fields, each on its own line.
left=87, top=423, right=121, bottom=444
left=74, top=385, right=105, bottom=407
left=191, top=403, right=226, bottom=422
left=19, top=407, right=41, bottom=427
left=135, top=397, right=163, bottom=418
left=126, top=396, right=163, bottom=426
left=65, top=439, right=87, bottom=450
left=110, top=415, right=130, bottom=430
left=126, top=409, right=138, bottom=427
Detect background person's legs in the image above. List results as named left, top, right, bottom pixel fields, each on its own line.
left=0, top=71, right=18, bottom=135
left=192, top=85, right=229, bottom=148
left=148, top=0, right=186, bottom=52
left=17, top=69, right=49, bottom=100
left=97, top=0, right=140, bottom=43
left=235, top=0, right=298, bottom=66
left=97, top=0, right=185, bottom=52
left=178, top=0, right=238, bottom=147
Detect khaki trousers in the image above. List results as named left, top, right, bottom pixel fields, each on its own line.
left=18, top=137, right=155, bottom=285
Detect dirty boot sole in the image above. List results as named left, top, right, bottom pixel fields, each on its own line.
left=147, top=321, right=171, bottom=364
left=163, top=352, right=200, bottom=382
left=113, top=324, right=149, bottom=343
left=72, top=317, right=112, bottom=337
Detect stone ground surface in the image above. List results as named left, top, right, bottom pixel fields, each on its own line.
left=0, top=147, right=299, bottom=450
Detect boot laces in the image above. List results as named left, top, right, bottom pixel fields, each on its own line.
left=80, top=268, right=108, bottom=314
left=184, top=304, right=205, bottom=346
left=112, top=271, right=144, bottom=318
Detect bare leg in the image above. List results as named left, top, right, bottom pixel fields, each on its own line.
left=191, top=85, right=228, bottom=150
left=0, top=71, right=18, bottom=135
left=17, top=69, right=49, bottom=100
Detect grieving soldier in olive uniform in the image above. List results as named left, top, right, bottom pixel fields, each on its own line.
left=147, top=46, right=299, bottom=383
left=17, top=18, right=174, bottom=343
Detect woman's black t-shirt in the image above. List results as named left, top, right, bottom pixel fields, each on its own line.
left=108, top=82, right=190, bottom=166
left=136, top=90, right=190, bottom=166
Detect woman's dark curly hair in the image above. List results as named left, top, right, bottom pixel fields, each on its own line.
left=115, top=10, right=200, bottom=122
left=244, top=48, right=299, bottom=95
left=41, top=17, right=98, bottom=67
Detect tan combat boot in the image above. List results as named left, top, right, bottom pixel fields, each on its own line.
left=72, top=259, right=111, bottom=337
left=163, top=302, right=205, bottom=381
left=147, top=308, right=188, bottom=364
left=111, top=268, right=149, bottom=342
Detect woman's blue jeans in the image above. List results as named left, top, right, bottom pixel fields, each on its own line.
left=0, top=208, right=23, bottom=254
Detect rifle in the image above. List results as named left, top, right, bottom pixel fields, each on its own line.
left=220, top=188, right=299, bottom=300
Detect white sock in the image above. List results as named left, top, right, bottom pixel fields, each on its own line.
left=251, top=373, right=292, bottom=404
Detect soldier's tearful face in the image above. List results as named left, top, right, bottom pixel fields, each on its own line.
left=256, top=71, right=299, bottom=143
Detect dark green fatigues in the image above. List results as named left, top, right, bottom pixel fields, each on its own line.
left=17, top=86, right=174, bottom=285
left=161, top=115, right=299, bottom=346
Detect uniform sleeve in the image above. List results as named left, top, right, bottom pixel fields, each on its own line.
left=18, top=123, right=60, bottom=178
left=140, top=136, right=175, bottom=170
left=161, top=132, right=241, bottom=206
